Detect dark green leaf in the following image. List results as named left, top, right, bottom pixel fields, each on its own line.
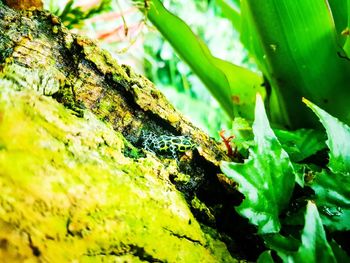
left=221, top=94, right=295, bottom=234
left=282, top=202, right=336, bottom=262
left=303, top=98, right=350, bottom=174
left=274, top=129, right=326, bottom=163
left=327, top=0, right=348, bottom=45
left=312, top=170, right=350, bottom=231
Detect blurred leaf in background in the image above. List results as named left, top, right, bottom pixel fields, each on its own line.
left=49, top=0, right=112, bottom=29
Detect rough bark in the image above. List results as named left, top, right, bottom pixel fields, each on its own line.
left=0, top=2, right=262, bottom=262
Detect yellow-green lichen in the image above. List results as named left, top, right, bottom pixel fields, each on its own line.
left=0, top=71, right=236, bottom=262
left=52, top=25, right=59, bottom=34
left=75, top=36, right=129, bottom=82
left=191, top=195, right=216, bottom=226
left=0, top=63, right=62, bottom=95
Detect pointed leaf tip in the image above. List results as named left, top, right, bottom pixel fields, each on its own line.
left=303, top=99, right=350, bottom=174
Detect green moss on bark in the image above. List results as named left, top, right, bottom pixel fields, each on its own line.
left=0, top=74, right=235, bottom=262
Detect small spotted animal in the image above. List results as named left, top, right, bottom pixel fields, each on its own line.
left=142, top=132, right=196, bottom=159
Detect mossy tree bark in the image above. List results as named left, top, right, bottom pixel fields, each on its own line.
left=0, top=2, right=262, bottom=262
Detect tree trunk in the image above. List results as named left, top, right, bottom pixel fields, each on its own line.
left=0, top=2, right=261, bottom=262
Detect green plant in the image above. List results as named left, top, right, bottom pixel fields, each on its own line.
left=133, top=0, right=350, bottom=261
left=49, top=0, right=112, bottom=29
left=134, top=0, right=350, bottom=129
left=221, top=95, right=350, bottom=262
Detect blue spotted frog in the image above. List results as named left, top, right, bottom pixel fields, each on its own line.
left=142, top=132, right=196, bottom=159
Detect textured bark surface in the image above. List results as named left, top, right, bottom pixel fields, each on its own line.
left=0, top=2, right=260, bottom=262
left=0, top=76, right=235, bottom=262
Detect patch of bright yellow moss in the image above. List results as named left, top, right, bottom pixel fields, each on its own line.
left=0, top=77, right=235, bottom=262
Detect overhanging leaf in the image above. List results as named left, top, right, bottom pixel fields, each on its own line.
left=240, top=0, right=290, bottom=127
left=243, top=0, right=350, bottom=128
left=240, top=0, right=267, bottom=74
left=221, top=94, right=295, bottom=234
left=140, top=0, right=264, bottom=120
left=278, top=202, right=337, bottom=263
left=303, top=98, right=350, bottom=174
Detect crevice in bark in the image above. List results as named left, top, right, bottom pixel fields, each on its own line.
left=26, top=232, right=41, bottom=257
left=86, top=245, right=164, bottom=263
left=163, top=227, right=204, bottom=246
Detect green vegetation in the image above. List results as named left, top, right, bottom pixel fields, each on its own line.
left=133, top=0, right=350, bottom=261
left=222, top=95, right=350, bottom=261
left=138, top=0, right=350, bottom=129
left=49, top=0, right=112, bottom=29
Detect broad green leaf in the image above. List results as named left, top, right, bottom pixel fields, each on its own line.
left=257, top=251, right=274, bottom=263
left=221, top=94, right=295, bottom=234
left=303, top=98, right=350, bottom=174
left=243, top=0, right=350, bottom=128
left=312, top=170, right=350, bottom=231
left=274, top=129, right=326, bottom=163
left=240, top=0, right=290, bottom=127
left=303, top=99, right=350, bottom=230
left=265, top=213, right=350, bottom=261
left=139, top=0, right=264, bottom=120
left=278, top=202, right=336, bottom=263
left=240, top=0, right=267, bottom=74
